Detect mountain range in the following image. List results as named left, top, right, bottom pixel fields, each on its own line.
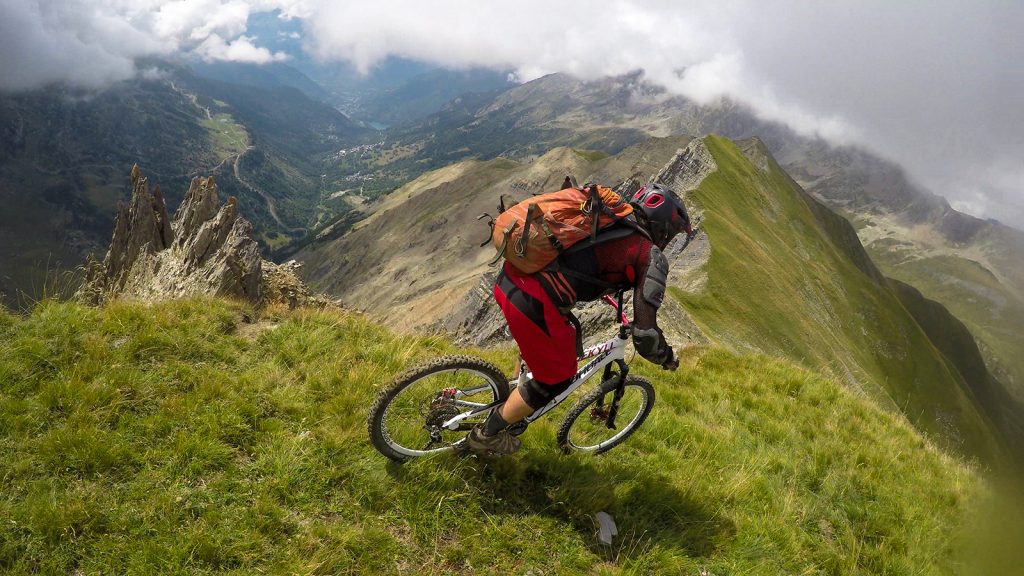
left=3, top=59, right=1023, bottom=572
left=2, top=59, right=1021, bottom=470
left=310, top=70, right=1024, bottom=404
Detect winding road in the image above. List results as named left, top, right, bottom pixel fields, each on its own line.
left=231, top=147, right=302, bottom=233
left=169, top=80, right=302, bottom=233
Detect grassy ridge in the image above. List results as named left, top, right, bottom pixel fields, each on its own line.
left=0, top=299, right=988, bottom=574
left=673, top=136, right=1003, bottom=465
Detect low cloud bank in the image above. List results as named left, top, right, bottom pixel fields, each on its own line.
left=1, top=1, right=1020, bottom=226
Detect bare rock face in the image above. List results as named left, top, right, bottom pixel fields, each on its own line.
left=79, top=165, right=319, bottom=308
left=262, top=259, right=333, bottom=309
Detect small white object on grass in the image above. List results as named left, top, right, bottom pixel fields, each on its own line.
left=595, top=511, right=618, bottom=545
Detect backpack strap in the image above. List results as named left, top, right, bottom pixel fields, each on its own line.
left=516, top=203, right=537, bottom=258
left=539, top=218, right=565, bottom=252
left=534, top=269, right=585, bottom=357
left=560, top=217, right=646, bottom=256
left=558, top=267, right=617, bottom=290
left=489, top=220, right=519, bottom=265
left=477, top=213, right=495, bottom=247
left=618, top=213, right=653, bottom=242
left=589, top=185, right=603, bottom=240
left=518, top=203, right=568, bottom=256
left=555, top=218, right=650, bottom=290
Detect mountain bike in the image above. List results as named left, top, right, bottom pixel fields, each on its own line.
left=368, top=290, right=660, bottom=462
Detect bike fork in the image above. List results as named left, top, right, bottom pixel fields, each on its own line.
left=596, top=359, right=629, bottom=429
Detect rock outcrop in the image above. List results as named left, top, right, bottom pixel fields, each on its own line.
left=79, top=165, right=322, bottom=308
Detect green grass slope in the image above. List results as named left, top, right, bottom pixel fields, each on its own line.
left=889, top=279, right=1024, bottom=463
left=0, top=299, right=998, bottom=574
left=674, top=136, right=1004, bottom=465
left=865, top=243, right=1024, bottom=400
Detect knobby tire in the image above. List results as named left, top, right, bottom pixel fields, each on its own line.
left=556, top=375, right=655, bottom=454
left=368, top=355, right=509, bottom=462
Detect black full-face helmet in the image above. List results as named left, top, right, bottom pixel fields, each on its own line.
left=630, top=183, right=691, bottom=248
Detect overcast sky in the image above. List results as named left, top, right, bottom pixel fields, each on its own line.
left=1, top=1, right=1021, bottom=228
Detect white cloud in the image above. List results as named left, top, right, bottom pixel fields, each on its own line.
left=0, top=0, right=168, bottom=90
left=196, top=34, right=287, bottom=63
left=0, top=0, right=1020, bottom=226
left=301, top=1, right=856, bottom=144
left=0, top=0, right=294, bottom=90
left=153, top=0, right=249, bottom=41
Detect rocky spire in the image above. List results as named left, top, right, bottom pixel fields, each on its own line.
left=79, top=165, right=321, bottom=308
left=102, top=164, right=174, bottom=291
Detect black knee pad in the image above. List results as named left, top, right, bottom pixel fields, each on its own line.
left=519, top=377, right=574, bottom=410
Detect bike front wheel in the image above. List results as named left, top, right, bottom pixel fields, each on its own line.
left=368, top=355, right=510, bottom=462
left=556, top=375, right=655, bottom=454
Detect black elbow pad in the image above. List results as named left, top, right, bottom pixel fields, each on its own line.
left=642, top=246, right=669, bottom=308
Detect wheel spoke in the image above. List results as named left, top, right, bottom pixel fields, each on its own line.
left=370, top=357, right=507, bottom=461
left=557, top=377, right=655, bottom=454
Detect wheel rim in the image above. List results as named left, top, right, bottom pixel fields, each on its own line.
left=380, top=368, right=501, bottom=458
left=566, top=385, right=650, bottom=452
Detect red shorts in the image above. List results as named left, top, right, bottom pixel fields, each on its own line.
left=493, top=263, right=577, bottom=384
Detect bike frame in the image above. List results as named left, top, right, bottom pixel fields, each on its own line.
left=523, top=333, right=627, bottom=422
left=440, top=294, right=631, bottom=431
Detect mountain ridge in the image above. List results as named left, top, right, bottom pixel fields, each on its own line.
left=298, top=134, right=1013, bottom=465
left=337, top=69, right=1024, bottom=404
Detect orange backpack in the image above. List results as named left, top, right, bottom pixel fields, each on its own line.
left=486, top=183, right=634, bottom=274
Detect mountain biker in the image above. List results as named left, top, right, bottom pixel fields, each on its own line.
left=467, top=183, right=692, bottom=455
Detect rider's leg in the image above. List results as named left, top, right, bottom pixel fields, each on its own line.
left=473, top=388, right=531, bottom=447
left=492, top=266, right=578, bottom=391
left=470, top=266, right=577, bottom=455
left=498, top=387, right=534, bottom=423
left=481, top=375, right=573, bottom=433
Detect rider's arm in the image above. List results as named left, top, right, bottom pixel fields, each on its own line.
left=632, top=244, right=675, bottom=368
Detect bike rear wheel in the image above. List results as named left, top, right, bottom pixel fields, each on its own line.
left=368, top=355, right=510, bottom=462
left=556, top=375, right=655, bottom=454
